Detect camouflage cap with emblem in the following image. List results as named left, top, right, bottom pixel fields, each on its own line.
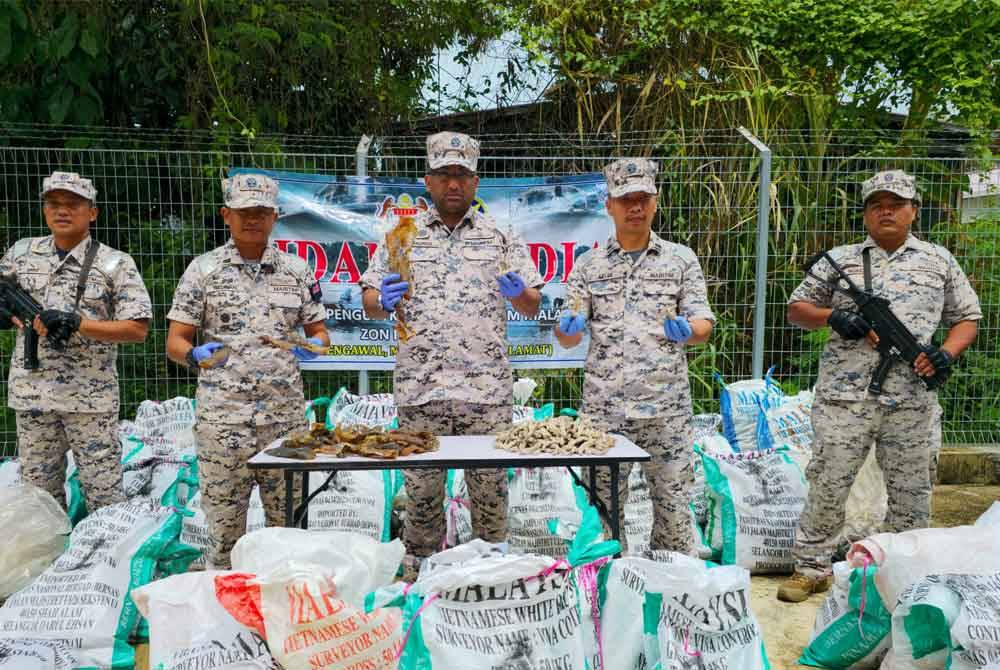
left=603, top=158, right=658, bottom=198
left=861, top=169, right=921, bottom=206
left=40, top=171, right=97, bottom=203
left=426, top=131, right=480, bottom=172
left=222, top=173, right=279, bottom=210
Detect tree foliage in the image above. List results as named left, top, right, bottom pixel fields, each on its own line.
left=506, top=0, right=1000, bottom=139
left=0, top=0, right=504, bottom=135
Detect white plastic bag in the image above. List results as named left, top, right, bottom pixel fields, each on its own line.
left=181, top=485, right=266, bottom=571
left=132, top=570, right=279, bottom=670
left=891, top=573, right=1000, bottom=670
left=507, top=466, right=587, bottom=557
left=306, top=470, right=398, bottom=541
left=758, top=390, right=814, bottom=471
left=402, top=554, right=593, bottom=670
left=716, top=369, right=782, bottom=451
left=625, top=466, right=654, bottom=555
left=442, top=469, right=473, bottom=549
left=701, top=446, right=808, bottom=572
left=643, top=559, right=769, bottom=670
left=255, top=562, right=402, bottom=670
left=976, top=501, right=1000, bottom=528
left=0, top=638, right=75, bottom=669
left=848, top=526, right=1000, bottom=613
left=0, top=484, right=71, bottom=599
left=0, top=459, right=20, bottom=487
left=231, top=528, right=404, bottom=603
left=799, top=561, right=890, bottom=669
left=0, top=499, right=186, bottom=669
left=841, top=446, right=889, bottom=544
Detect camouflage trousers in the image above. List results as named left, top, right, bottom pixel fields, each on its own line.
left=586, top=415, right=695, bottom=555
left=194, top=418, right=304, bottom=569
left=397, top=401, right=509, bottom=558
left=793, top=398, right=939, bottom=577
left=16, top=409, right=125, bottom=513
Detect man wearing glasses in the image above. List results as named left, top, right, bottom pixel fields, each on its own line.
left=778, top=169, right=981, bottom=602
left=361, top=131, right=543, bottom=578
left=0, top=171, right=152, bottom=514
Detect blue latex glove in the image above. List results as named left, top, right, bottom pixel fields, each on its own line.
left=663, top=315, right=693, bottom=343
left=559, top=313, right=586, bottom=336
left=379, top=273, right=409, bottom=312
left=292, top=337, right=324, bottom=361
left=191, top=341, right=228, bottom=368
left=497, top=272, right=526, bottom=299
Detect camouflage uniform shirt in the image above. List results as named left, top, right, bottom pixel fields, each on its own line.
left=360, top=205, right=544, bottom=407
left=788, top=234, right=982, bottom=408
left=167, top=239, right=327, bottom=425
left=1, top=235, right=152, bottom=413
left=566, top=232, right=715, bottom=420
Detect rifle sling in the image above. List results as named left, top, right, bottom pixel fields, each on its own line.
left=73, top=239, right=101, bottom=311
left=862, top=247, right=873, bottom=292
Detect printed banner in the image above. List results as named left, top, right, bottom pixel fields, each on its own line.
left=230, top=168, right=613, bottom=369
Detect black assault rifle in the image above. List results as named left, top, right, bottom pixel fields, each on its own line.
left=804, top=251, right=950, bottom=394
left=0, top=277, right=74, bottom=370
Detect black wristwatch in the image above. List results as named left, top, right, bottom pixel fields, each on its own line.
left=185, top=347, right=200, bottom=371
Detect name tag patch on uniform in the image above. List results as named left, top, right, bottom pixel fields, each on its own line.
left=309, top=281, right=323, bottom=303
left=270, top=284, right=298, bottom=295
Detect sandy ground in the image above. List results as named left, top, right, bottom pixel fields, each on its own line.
left=132, top=485, right=999, bottom=670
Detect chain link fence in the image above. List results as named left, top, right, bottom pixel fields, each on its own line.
left=1, top=125, right=996, bottom=455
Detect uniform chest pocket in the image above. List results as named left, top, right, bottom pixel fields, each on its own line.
left=269, top=286, right=302, bottom=310
left=409, top=243, right=440, bottom=263
left=462, top=243, right=501, bottom=263
left=82, top=279, right=109, bottom=302
left=206, top=289, right=248, bottom=309
left=589, top=277, right=624, bottom=296
left=18, top=272, right=48, bottom=294
left=908, top=267, right=945, bottom=290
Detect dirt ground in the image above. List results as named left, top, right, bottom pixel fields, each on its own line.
left=756, top=484, right=1000, bottom=670
left=132, top=485, right=999, bottom=670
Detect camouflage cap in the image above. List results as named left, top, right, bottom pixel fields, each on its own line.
left=603, top=158, right=658, bottom=198
left=40, top=171, right=97, bottom=203
left=222, top=173, right=279, bottom=210
left=862, top=169, right=921, bottom=205
left=426, top=131, right=480, bottom=172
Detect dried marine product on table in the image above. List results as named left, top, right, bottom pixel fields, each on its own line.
left=385, top=214, right=417, bottom=342
left=278, top=424, right=439, bottom=460
left=495, top=415, right=614, bottom=455
left=265, top=445, right=317, bottom=460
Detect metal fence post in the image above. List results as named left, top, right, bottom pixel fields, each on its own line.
left=737, top=127, right=772, bottom=379
left=356, top=134, right=373, bottom=394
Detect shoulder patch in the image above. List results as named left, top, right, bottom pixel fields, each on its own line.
left=96, top=246, right=126, bottom=275
left=278, top=249, right=311, bottom=278
left=196, top=252, right=221, bottom=276
left=309, top=280, right=323, bottom=303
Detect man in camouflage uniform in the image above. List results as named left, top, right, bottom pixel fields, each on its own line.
left=361, top=132, right=543, bottom=571
left=555, top=158, right=715, bottom=554
left=0, top=171, right=151, bottom=513
left=778, top=169, right=981, bottom=602
left=166, top=173, right=329, bottom=569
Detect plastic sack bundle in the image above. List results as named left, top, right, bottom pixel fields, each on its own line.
left=0, top=459, right=20, bottom=487
left=596, top=552, right=717, bottom=670
left=700, top=446, right=808, bottom=572
left=442, top=469, right=473, bottom=549
left=321, top=388, right=397, bottom=429
left=891, top=573, right=1000, bottom=670
left=642, top=558, right=769, bottom=670
left=799, top=561, right=891, bottom=669
left=506, top=466, right=589, bottom=557
left=715, top=367, right=782, bottom=451
left=847, top=526, right=1000, bottom=615
left=757, top=389, right=814, bottom=458
left=0, top=638, right=75, bottom=669
left=131, top=570, right=279, bottom=670
left=120, top=398, right=198, bottom=504
left=0, top=484, right=71, bottom=599
left=975, top=501, right=1000, bottom=527
left=840, top=447, right=888, bottom=545
left=231, top=528, right=404, bottom=597
left=63, top=451, right=88, bottom=526
left=305, top=469, right=400, bottom=541
left=625, top=466, right=654, bottom=555
left=0, top=499, right=187, bottom=669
